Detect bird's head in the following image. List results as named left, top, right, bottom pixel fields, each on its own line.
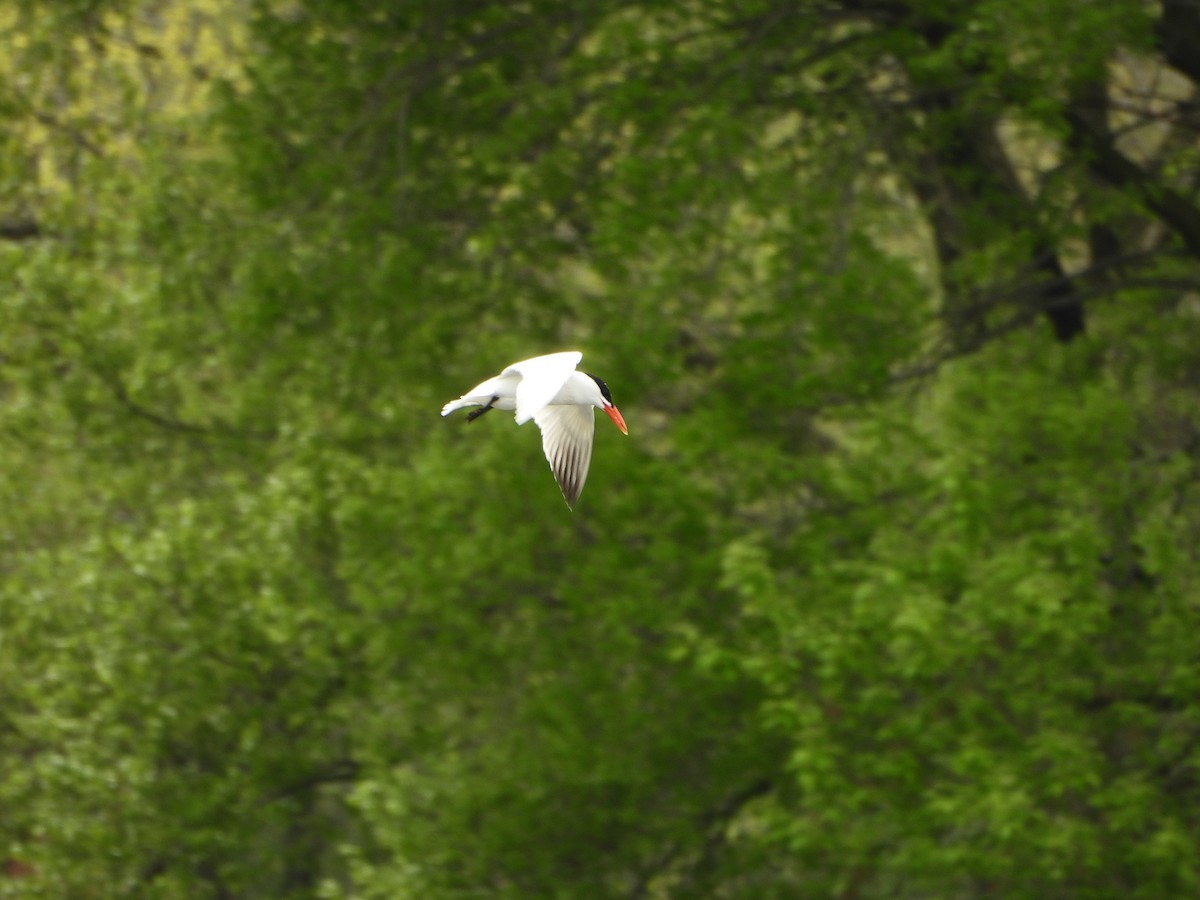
left=585, top=373, right=628, bottom=435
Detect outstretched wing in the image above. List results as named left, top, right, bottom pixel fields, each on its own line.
left=504, top=351, right=583, bottom=425
left=533, top=403, right=595, bottom=508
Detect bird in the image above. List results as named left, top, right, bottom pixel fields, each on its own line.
left=441, top=351, right=628, bottom=508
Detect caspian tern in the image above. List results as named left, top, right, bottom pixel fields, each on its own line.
left=441, top=351, right=629, bottom=508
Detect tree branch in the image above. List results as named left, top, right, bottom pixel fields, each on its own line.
left=1066, top=107, right=1200, bottom=259
left=1158, top=0, right=1200, bottom=86
left=102, top=372, right=273, bottom=441
left=0, top=218, right=43, bottom=241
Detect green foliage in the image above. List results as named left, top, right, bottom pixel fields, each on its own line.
left=3, top=0, right=1200, bottom=898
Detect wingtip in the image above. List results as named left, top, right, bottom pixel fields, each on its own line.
left=561, top=481, right=584, bottom=509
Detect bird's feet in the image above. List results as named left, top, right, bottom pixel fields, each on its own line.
left=466, top=398, right=498, bottom=422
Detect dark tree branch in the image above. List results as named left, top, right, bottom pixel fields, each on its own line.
left=630, top=777, right=774, bottom=899
left=102, top=371, right=273, bottom=442
left=1032, top=247, right=1086, bottom=341
left=885, top=88, right=1087, bottom=343
left=1066, top=106, right=1200, bottom=259
left=0, top=218, right=43, bottom=241
left=1158, top=0, right=1200, bottom=85
left=851, top=4, right=1092, bottom=342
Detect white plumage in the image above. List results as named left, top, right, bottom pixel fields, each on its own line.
left=441, top=351, right=628, bottom=508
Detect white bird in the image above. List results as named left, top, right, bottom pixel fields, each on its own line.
left=441, top=351, right=629, bottom=508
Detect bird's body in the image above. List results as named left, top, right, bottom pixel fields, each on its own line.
left=441, top=351, right=628, bottom=508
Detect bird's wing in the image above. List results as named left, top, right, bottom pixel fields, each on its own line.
left=504, top=351, right=583, bottom=425
left=533, top=403, right=595, bottom=508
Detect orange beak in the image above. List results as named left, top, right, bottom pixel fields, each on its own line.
left=604, top=404, right=628, bottom=435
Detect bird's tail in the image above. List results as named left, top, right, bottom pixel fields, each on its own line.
left=443, top=375, right=505, bottom=418
left=441, top=393, right=496, bottom=417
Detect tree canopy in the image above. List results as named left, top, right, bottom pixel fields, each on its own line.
left=3, top=1, right=1200, bottom=897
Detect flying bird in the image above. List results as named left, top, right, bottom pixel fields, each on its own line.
left=441, top=351, right=629, bottom=508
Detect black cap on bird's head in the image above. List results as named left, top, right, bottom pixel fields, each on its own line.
left=584, top=372, right=628, bottom=435
left=584, top=372, right=615, bottom=405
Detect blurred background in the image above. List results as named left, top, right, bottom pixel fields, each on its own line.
left=3, top=1, right=1200, bottom=897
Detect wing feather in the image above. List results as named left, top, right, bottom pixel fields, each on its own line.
left=533, top=403, right=595, bottom=508
left=505, top=351, right=583, bottom=425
